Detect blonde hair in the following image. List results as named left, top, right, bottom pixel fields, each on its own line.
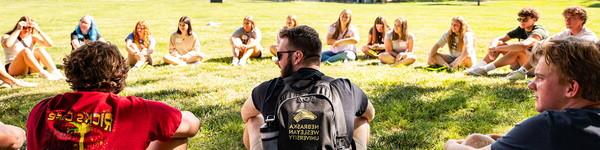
left=285, top=15, right=298, bottom=29
left=331, top=9, right=352, bottom=39
left=392, top=17, right=408, bottom=41
left=447, top=16, right=470, bottom=53
left=133, top=20, right=151, bottom=49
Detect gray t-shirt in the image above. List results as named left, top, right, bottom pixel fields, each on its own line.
left=384, top=31, right=413, bottom=53
left=232, top=27, right=262, bottom=44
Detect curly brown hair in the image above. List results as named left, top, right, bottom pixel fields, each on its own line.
left=538, top=38, right=600, bottom=102
left=563, top=6, right=587, bottom=24
left=64, top=41, right=129, bottom=93
left=518, top=7, right=539, bottom=21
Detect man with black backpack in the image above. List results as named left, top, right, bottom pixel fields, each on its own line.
left=241, top=25, right=375, bottom=150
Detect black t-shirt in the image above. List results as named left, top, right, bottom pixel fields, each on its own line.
left=506, top=25, right=548, bottom=41
left=251, top=68, right=369, bottom=148
left=492, top=108, right=600, bottom=150
left=369, top=27, right=384, bottom=45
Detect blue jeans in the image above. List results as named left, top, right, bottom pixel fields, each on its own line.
left=320, top=51, right=357, bottom=63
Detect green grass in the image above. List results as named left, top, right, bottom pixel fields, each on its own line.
left=0, top=0, right=597, bottom=149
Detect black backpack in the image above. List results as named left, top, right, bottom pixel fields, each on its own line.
left=273, top=74, right=352, bottom=150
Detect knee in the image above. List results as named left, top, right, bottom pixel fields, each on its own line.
left=361, top=46, right=370, bottom=52
left=345, top=51, right=357, bottom=60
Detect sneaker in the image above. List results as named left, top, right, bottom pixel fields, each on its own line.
left=507, top=71, right=526, bottom=81
left=271, top=56, right=278, bottom=62
left=51, top=71, right=67, bottom=80
left=231, top=58, right=240, bottom=66
left=14, top=80, right=37, bottom=88
left=133, top=60, right=146, bottom=68
left=466, top=67, right=488, bottom=76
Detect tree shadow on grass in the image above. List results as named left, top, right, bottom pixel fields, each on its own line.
left=128, top=77, right=166, bottom=87
left=205, top=56, right=233, bottom=64
left=367, top=80, right=530, bottom=149
left=588, top=2, right=600, bottom=8
left=186, top=100, right=245, bottom=150
left=0, top=92, right=56, bottom=127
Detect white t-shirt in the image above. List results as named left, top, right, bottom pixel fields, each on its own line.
left=384, top=31, right=414, bottom=53
left=550, top=27, right=597, bottom=42
left=434, top=31, right=476, bottom=64
left=2, top=35, right=33, bottom=64
left=328, top=25, right=359, bottom=53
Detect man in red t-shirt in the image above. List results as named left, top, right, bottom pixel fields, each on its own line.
left=26, top=42, right=200, bottom=150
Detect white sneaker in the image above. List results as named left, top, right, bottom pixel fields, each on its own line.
left=466, top=67, right=488, bottom=76
left=51, top=71, right=66, bottom=80
left=14, top=80, right=37, bottom=88
left=271, top=56, right=278, bottom=62
left=507, top=71, right=526, bottom=81
left=231, top=58, right=240, bottom=66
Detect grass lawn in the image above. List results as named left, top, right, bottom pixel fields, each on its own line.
left=1, top=0, right=599, bottom=149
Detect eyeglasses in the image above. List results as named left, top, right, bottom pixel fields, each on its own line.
left=517, top=17, right=529, bottom=22
left=276, top=50, right=297, bottom=61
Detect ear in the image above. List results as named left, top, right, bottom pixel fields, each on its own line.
left=293, top=51, right=304, bottom=65
left=565, top=80, right=580, bottom=98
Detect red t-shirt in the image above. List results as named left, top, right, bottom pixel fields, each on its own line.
left=26, top=91, right=182, bottom=150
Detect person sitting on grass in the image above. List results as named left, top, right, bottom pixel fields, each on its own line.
left=445, top=38, right=600, bottom=150
left=125, top=20, right=156, bottom=68
left=467, top=7, right=548, bottom=78
left=361, top=16, right=389, bottom=59
left=0, top=62, right=36, bottom=88
left=500, top=6, right=598, bottom=81
left=2, top=16, right=65, bottom=80
left=26, top=41, right=200, bottom=150
left=231, top=16, right=263, bottom=66
left=163, top=16, right=206, bottom=66
left=378, top=17, right=415, bottom=66
left=71, top=15, right=106, bottom=50
left=428, top=16, right=476, bottom=70
left=270, top=15, right=298, bottom=61
left=321, top=9, right=360, bottom=64
left=0, top=121, right=26, bottom=150
left=241, top=25, right=375, bottom=150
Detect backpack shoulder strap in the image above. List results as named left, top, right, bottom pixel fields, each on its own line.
left=318, top=77, right=351, bottom=148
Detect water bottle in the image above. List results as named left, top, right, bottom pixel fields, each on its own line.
left=260, top=115, right=278, bottom=150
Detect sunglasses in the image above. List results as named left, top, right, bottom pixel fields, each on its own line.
left=517, top=17, right=529, bottom=22
left=276, top=50, right=297, bottom=61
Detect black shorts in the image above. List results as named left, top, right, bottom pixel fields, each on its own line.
left=4, top=63, right=9, bottom=72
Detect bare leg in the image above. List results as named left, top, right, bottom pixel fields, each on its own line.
left=378, top=52, right=395, bottom=64
left=163, top=55, right=187, bottom=66
left=353, top=117, right=370, bottom=150
left=243, top=115, right=264, bottom=150
left=492, top=51, right=527, bottom=69
left=269, top=45, right=277, bottom=57
left=398, top=57, right=416, bottom=66
left=182, top=52, right=206, bottom=63
left=146, top=138, right=188, bottom=150
left=428, top=53, right=451, bottom=67
left=32, top=48, right=59, bottom=73
left=239, top=47, right=261, bottom=65
left=0, top=67, right=35, bottom=87
left=8, top=49, right=54, bottom=79
left=361, top=45, right=377, bottom=58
